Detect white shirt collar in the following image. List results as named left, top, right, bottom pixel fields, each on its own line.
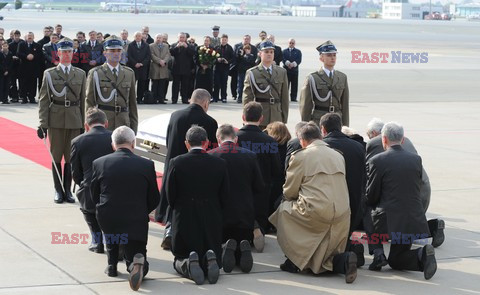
left=59, top=64, right=72, bottom=73
left=262, top=64, right=273, bottom=72
left=322, top=67, right=334, bottom=77
left=107, top=63, right=120, bottom=74
left=190, top=147, right=204, bottom=151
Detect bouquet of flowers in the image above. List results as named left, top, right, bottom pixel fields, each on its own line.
left=198, top=46, right=220, bottom=71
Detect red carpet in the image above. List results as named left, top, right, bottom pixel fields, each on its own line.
left=0, top=116, right=163, bottom=193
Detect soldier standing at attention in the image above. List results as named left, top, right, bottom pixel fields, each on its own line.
left=210, top=25, right=221, bottom=48
left=37, top=38, right=86, bottom=204
left=299, top=40, right=350, bottom=126
left=86, top=35, right=138, bottom=133
left=243, top=41, right=289, bottom=129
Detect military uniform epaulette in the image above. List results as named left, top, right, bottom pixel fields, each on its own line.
left=122, top=65, right=134, bottom=73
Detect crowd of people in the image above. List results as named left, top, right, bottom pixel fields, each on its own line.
left=0, top=24, right=304, bottom=106
left=10, top=22, right=445, bottom=291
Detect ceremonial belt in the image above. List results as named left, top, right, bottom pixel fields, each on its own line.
left=52, top=100, right=80, bottom=107
left=98, top=104, right=129, bottom=113
left=314, top=105, right=336, bottom=112
left=256, top=98, right=280, bottom=104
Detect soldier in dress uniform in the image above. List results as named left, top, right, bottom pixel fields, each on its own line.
left=37, top=38, right=86, bottom=204
left=211, top=25, right=221, bottom=48
left=243, top=41, right=289, bottom=129
left=86, top=35, right=138, bottom=133
left=299, top=40, right=350, bottom=126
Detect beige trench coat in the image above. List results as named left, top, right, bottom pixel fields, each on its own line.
left=269, top=139, right=350, bottom=273
left=149, top=43, right=171, bottom=80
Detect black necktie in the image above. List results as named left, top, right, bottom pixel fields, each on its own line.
left=65, top=67, right=69, bottom=76
left=267, top=68, right=271, bottom=76
left=112, top=68, right=117, bottom=77
left=329, top=71, right=333, bottom=79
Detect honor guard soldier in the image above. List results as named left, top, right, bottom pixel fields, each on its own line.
left=86, top=35, right=138, bottom=133
left=211, top=25, right=221, bottom=48
left=299, top=41, right=350, bottom=126
left=37, top=38, right=86, bottom=204
left=243, top=41, right=289, bottom=129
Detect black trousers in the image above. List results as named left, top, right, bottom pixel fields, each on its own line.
left=223, top=227, right=253, bottom=244
left=230, top=68, right=238, bottom=98
left=9, top=66, right=19, bottom=100
left=151, top=79, right=167, bottom=101
left=388, top=243, right=421, bottom=271
left=19, top=72, right=37, bottom=102
left=136, top=79, right=147, bottom=102
left=106, top=239, right=147, bottom=270
left=213, top=69, right=229, bottom=101
left=195, top=68, right=213, bottom=96
left=287, top=71, right=299, bottom=101
left=0, top=74, right=9, bottom=102
left=172, top=74, right=191, bottom=103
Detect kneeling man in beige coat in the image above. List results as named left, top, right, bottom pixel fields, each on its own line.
left=269, top=122, right=358, bottom=283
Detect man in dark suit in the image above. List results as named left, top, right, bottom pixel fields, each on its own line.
left=42, top=33, right=59, bottom=69
left=127, top=32, right=151, bottom=104
left=154, top=89, right=218, bottom=249
left=231, top=35, right=258, bottom=100
left=282, top=38, right=302, bottom=102
left=8, top=30, right=22, bottom=102
left=17, top=32, right=43, bottom=103
left=170, top=32, right=195, bottom=104
left=213, top=34, right=234, bottom=103
left=37, top=26, right=53, bottom=91
left=320, top=113, right=366, bottom=267
left=91, top=126, right=160, bottom=290
left=71, top=108, right=114, bottom=253
left=365, top=118, right=444, bottom=248
left=0, top=41, right=13, bottom=104
left=142, top=26, right=154, bottom=44
left=267, top=35, right=283, bottom=66
left=80, top=30, right=104, bottom=73
left=236, top=102, right=281, bottom=252
left=366, top=122, right=437, bottom=280
left=167, top=126, right=228, bottom=285
left=208, top=124, right=264, bottom=273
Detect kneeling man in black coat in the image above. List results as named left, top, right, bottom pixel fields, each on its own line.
left=166, top=126, right=229, bottom=285
left=208, top=124, right=264, bottom=273
left=91, top=126, right=160, bottom=291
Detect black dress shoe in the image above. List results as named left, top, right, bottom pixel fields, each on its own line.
left=11, top=98, right=19, bottom=103
left=280, top=258, right=299, bottom=273
left=344, top=252, right=358, bottom=284
left=205, top=250, right=219, bottom=284
left=222, top=239, right=237, bottom=273
left=88, top=243, right=104, bottom=253
left=352, top=243, right=365, bottom=267
left=158, top=100, right=166, bottom=104
left=105, top=265, right=118, bottom=277
left=64, top=191, right=75, bottom=203
left=368, top=253, right=388, bottom=271
left=161, top=235, right=172, bottom=250
left=421, top=244, right=437, bottom=280
left=54, top=191, right=64, bottom=204
left=21, top=99, right=28, bottom=104
left=1, top=101, right=10, bottom=104
left=221, top=99, right=227, bottom=103
left=128, top=253, right=145, bottom=291
left=239, top=240, right=253, bottom=273
left=187, top=251, right=204, bottom=285
left=432, top=219, right=445, bottom=248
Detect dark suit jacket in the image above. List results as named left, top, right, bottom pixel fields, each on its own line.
left=0, top=51, right=13, bottom=75
left=273, top=45, right=283, bottom=66
left=214, top=44, right=234, bottom=72
left=43, top=42, right=59, bottom=68
left=232, top=42, right=258, bottom=70
left=8, top=40, right=22, bottom=69
left=91, top=148, right=160, bottom=243
left=154, top=103, right=218, bottom=222
left=366, top=145, right=429, bottom=237
left=366, top=135, right=430, bottom=211
left=208, top=142, right=264, bottom=230
left=282, top=47, right=302, bottom=73
left=170, top=42, right=195, bottom=76
left=127, top=41, right=151, bottom=80
left=37, top=36, right=50, bottom=47
left=323, top=130, right=366, bottom=232
left=17, top=41, right=43, bottom=76
left=80, top=40, right=104, bottom=72
left=166, top=149, right=228, bottom=263
left=285, top=137, right=302, bottom=171
left=236, top=124, right=281, bottom=230
left=71, top=126, right=114, bottom=212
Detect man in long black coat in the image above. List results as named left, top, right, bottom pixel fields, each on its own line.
left=154, top=89, right=218, bottom=248
left=17, top=32, right=43, bottom=103
left=366, top=122, right=437, bottom=280
left=91, top=126, right=160, bottom=289
left=166, top=126, right=228, bottom=285
left=365, top=118, right=444, bottom=248
left=320, top=113, right=366, bottom=266
left=127, top=32, right=151, bottom=104
left=236, top=102, right=281, bottom=252
left=208, top=124, right=264, bottom=273
left=170, top=32, right=195, bottom=104
left=71, top=108, right=114, bottom=254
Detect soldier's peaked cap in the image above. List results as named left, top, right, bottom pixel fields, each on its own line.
left=57, top=38, right=74, bottom=50
left=212, top=25, right=220, bottom=31
left=316, top=40, right=337, bottom=54
left=104, top=35, right=123, bottom=50
left=259, top=41, right=275, bottom=51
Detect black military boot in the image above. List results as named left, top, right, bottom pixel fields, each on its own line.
left=63, top=163, right=75, bottom=203
left=52, top=163, right=64, bottom=204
